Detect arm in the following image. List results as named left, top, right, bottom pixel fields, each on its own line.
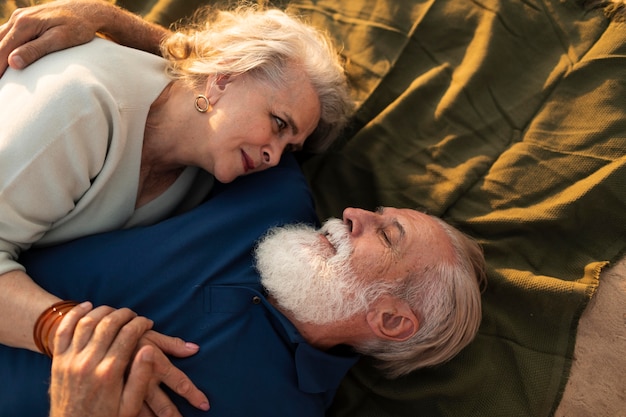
left=0, top=270, right=61, bottom=351
left=0, top=0, right=170, bottom=76
left=0, top=270, right=209, bottom=415
left=0, top=179, right=208, bottom=414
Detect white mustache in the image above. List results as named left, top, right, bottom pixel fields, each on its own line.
left=320, top=218, right=352, bottom=257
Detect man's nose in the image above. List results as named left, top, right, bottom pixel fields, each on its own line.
left=342, top=207, right=376, bottom=235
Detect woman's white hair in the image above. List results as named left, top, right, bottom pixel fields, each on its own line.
left=160, top=3, right=353, bottom=152
left=355, top=216, right=486, bottom=379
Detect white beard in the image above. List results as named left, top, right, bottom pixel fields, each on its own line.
left=254, top=219, right=369, bottom=325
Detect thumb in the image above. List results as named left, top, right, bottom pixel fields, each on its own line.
left=8, top=29, right=68, bottom=70
left=120, top=346, right=155, bottom=417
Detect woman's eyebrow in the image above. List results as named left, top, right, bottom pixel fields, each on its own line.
left=284, top=112, right=299, bottom=135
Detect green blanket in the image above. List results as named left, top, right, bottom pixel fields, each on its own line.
left=4, top=0, right=625, bottom=415
left=291, top=2, right=626, bottom=416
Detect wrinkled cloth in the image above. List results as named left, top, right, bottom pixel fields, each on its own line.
left=3, top=1, right=626, bottom=416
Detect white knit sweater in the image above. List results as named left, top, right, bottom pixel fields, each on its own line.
left=0, top=38, right=212, bottom=275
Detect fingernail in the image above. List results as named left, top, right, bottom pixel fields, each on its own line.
left=78, top=301, right=92, bottom=309
left=10, top=55, right=24, bottom=69
left=185, top=342, right=200, bottom=351
left=199, top=401, right=210, bottom=411
left=141, top=347, right=154, bottom=362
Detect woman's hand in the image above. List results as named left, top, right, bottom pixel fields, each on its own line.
left=49, top=303, right=156, bottom=417
left=136, top=330, right=211, bottom=415
left=49, top=303, right=210, bottom=417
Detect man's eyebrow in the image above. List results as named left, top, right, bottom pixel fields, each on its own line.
left=377, top=207, right=406, bottom=244
left=392, top=218, right=406, bottom=243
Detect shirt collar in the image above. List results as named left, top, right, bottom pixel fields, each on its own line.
left=258, top=291, right=361, bottom=393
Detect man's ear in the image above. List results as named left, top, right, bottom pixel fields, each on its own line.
left=366, top=295, right=419, bottom=342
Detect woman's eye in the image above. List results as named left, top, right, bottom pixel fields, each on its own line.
left=274, top=116, right=287, bottom=130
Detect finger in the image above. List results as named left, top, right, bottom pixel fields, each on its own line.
left=145, top=384, right=183, bottom=417
left=0, top=4, right=97, bottom=74
left=0, top=10, right=48, bottom=72
left=0, top=23, right=9, bottom=52
left=7, top=25, right=79, bottom=70
left=120, top=345, right=155, bottom=417
left=136, top=403, right=157, bottom=417
left=144, top=330, right=200, bottom=358
left=52, top=301, right=93, bottom=356
left=99, top=315, right=154, bottom=374
left=150, top=347, right=210, bottom=412
left=0, top=23, right=24, bottom=75
left=66, top=305, right=119, bottom=355
left=84, top=307, right=139, bottom=354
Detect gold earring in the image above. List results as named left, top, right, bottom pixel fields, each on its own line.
left=194, top=95, right=211, bottom=113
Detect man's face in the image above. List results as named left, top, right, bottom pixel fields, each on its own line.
left=340, top=207, right=455, bottom=287
left=254, top=207, right=454, bottom=325
left=254, top=218, right=368, bottom=325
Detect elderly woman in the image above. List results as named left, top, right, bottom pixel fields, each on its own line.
left=0, top=1, right=351, bottom=414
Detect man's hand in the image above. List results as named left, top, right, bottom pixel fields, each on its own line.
left=0, top=0, right=102, bottom=76
left=50, top=303, right=156, bottom=417
left=0, top=0, right=169, bottom=77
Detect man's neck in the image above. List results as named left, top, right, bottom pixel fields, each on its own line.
left=267, top=296, right=371, bottom=350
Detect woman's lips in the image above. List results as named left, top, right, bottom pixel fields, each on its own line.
left=242, top=150, right=255, bottom=172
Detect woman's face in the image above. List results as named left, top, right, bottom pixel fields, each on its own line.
left=199, top=67, right=321, bottom=183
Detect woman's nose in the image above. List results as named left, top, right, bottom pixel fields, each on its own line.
left=262, top=142, right=284, bottom=168
left=262, top=149, right=272, bottom=164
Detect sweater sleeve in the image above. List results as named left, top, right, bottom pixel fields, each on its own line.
left=0, top=64, right=112, bottom=275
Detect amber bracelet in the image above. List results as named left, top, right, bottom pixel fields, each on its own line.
left=33, top=300, right=79, bottom=358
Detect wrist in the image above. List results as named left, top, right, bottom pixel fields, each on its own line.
left=96, top=1, right=169, bottom=56
left=33, top=301, right=79, bottom=357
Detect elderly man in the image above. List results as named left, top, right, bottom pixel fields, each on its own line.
left=0, top=155, right=484, bottom=417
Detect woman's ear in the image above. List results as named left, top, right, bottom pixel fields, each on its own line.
left=366, top=295, right=419, bottom=341
left=205, top=74, right=231, bottom=104
left=215, top=74, right=231, bottom=90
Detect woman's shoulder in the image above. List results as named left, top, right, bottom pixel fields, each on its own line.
left=38, top=37, right=164, bottom=71
left=0, top=38, right=166, bottom=168
left=1, top=37, right=166, bottom=95
left=66, top=37, right=165, bottom=71
left=1, top=37, right=169, bottom=121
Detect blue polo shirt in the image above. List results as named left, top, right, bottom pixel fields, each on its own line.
left=0, top=155, right=359, bottom=417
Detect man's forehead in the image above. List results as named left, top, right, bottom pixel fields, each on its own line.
left=381, top=207, right=427, bottom=223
